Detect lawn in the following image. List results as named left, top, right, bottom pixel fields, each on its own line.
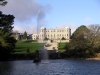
left=58, top=43, right=67, bottom=52
left=14, top=40, right=44, bottom=54
left=14, top=40, right=68, bottom=54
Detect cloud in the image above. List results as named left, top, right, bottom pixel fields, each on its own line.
left=13, top=22, right=77, bottom=34
left=13, top=18, right=48, bottom=34
left=0, top=0, right=52, bottom=22
left=0, top=0, right=52, bottom=33
left=57, top=23, right=67, bottom=28
left=57, top=23, right=77, bottom=34
left=13, top=25, right=37, bottom=34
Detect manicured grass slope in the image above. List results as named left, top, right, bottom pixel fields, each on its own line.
left=14, top=40, right=44, bottom=54
left=14, top=41, right=67, bottom=54
left=58, top=43, right=67, bottom=52
left=59, top=43, right=67, bottom=49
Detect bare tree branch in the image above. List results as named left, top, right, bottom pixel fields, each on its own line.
left=87, top=24, right=100, bottom=49
left=0, top=0, right=7, bottom=6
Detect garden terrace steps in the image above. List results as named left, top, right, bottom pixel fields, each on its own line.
left=44, top=42, right=58, bottom=52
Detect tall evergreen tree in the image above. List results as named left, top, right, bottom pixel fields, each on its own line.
left=0, top=11, right=16, bottom=60
left=23, top=31, right=27, bottom=40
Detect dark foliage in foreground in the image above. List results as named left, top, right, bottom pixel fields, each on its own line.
left=0, top=12, right=17, bottom=60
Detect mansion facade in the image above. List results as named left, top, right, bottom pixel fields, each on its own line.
left=32, top=27, right=71, bottom=42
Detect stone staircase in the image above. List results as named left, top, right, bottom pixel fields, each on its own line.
left=44, top=42, right=58, bottom=53
left=41, top=41, right=60, bottom=59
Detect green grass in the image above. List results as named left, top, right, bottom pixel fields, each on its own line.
left=14, top=40, right=44, bottom=54
left=58, top=43, right=67, bottom=52
left=58, top=43, right=67, bottom=50
left=14, top=40, right=68, bottom=54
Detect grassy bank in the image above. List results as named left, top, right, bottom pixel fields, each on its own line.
left=14, top=40, right=44, bottom=54
left=58, top=43, right=67, bottom=52
left=14, top=40, right=68, bottom=54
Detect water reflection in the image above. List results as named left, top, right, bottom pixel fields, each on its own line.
left=0, top=60, right=100, bottom=75
left=0, top=61, right=13, bottom=75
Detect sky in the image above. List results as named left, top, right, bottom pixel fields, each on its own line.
left=0, top=0, right=100, bottom=34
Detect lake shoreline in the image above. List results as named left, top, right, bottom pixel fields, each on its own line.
left=1, top=53, right=100, bottom=61
left=65, top=57, right=100, bottom=60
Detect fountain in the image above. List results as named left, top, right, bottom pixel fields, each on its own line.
left=40, top=46, right=49, bottom=63
left=41, top=46, right=48, bottom=60
left=33, top=10, right=49, bottom=63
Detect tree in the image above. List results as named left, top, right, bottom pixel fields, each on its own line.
left=0, top=0, right=7, bottom=6
left=23, top=31, right=27, bottom=40
left=66, top=25, right=100, bottom=58
left=0, top=12, right=14, bottom=31
left=65, top=25, right=89, bottom=57
left=86, top=24, right=100, bottom=54
left=71, top=25, right=88, bottom=39
left=0, top=12, right=16, bottom=60
left=61, top=37, right=66, bottom=40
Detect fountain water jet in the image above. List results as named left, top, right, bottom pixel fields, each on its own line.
left=40, top=46, right=49, bottom=63
left=33, top=10, right=49, bottom=63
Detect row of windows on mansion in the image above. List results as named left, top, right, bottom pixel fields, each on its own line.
left=32, top=27, right=71, bottom=40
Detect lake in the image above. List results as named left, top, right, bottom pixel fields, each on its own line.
left=0, top=59, right=100, bottom=75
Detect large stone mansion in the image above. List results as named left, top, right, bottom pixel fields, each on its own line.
left=32, top=27, right=71, bottom=42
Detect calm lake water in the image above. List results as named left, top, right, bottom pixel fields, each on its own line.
left=0, top=59, right=100, bottom=75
